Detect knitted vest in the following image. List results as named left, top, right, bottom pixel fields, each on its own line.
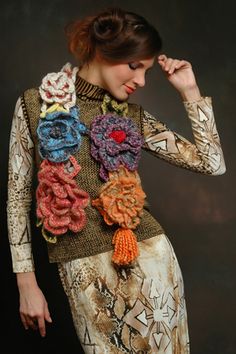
left=22, top=79, right=164, bottom=263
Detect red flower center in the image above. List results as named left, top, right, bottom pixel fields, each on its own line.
left=109, top=130, right=126, bottom=143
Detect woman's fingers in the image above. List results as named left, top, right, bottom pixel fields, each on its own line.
left=25, top=316, right=38, bottom=330
left=38, top=317, right=46, bottom=337
left=165, top=58, right=179, bottom=74
left=158, top=57, right=179, bottom=74
left=157, top=55, right=191, bottom=74
left=175, top=60, right=192, bottom=70
left=20, top=313, right=29, bottom=330
left=157, top=54, right=167, bottom=62
left=44, top=303, right=53, bottom=323
left=20, top=309, right=52, bottom=337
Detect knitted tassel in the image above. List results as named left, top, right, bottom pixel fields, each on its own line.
left=112, top=228, right=138, bottom=266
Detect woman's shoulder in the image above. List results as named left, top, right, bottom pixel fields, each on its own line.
left=128, top=101, right=141, bottom=108
left=20, top=87, right=41, bottom=107
left=22, top=86, right=40, bottom=97
left=19, top=87, right=41, bottom=122
left=127, top=101, right=143, bottom=117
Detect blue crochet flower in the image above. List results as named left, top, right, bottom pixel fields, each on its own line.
left=37, top=106, right=86, bottom=162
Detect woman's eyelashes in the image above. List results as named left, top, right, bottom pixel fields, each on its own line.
left=128, top=63, right=152, bottom=77
left=128, top=62, right=140, bottom=70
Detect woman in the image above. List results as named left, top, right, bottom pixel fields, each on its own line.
left=7, top=7, right=225, bottom=353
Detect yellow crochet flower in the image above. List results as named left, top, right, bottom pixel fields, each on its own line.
left=40, top=103, right=69, bottom=118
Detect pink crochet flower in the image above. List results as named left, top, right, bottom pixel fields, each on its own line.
left=39, top=63, right=78, bottom=112
left=36, top=156, right=89, bottom=237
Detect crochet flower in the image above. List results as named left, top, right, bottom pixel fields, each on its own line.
left=92, top=166, right=146, bottom=229
left=90, top=114, right=144, bottom=181
left=101, top=94, right=129, bottom=116
left=37, top=106, right=86, bottom=162
left=40, top=103, right=69, bottom=119
left=39, top=63, right=78, bottom=113
left=36, top=156, right=89, bottom=242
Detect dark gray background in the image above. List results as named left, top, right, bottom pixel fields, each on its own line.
left=0, top=0, right=235, bottom=353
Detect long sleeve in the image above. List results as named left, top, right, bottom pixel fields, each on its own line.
left=142, top=96, right=226, bottom=175
left=7, top=96, right=35, bottom=273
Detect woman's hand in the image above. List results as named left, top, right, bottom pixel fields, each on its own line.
left=157, top=54, right=201, bottom=101
left=17, top=272, right=52, bottom=337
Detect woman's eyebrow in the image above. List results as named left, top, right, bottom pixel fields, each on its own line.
left=136, top=62, right=151, bottom=69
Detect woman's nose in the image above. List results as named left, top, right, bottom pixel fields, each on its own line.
left=133, top=72, right=145, bottom=87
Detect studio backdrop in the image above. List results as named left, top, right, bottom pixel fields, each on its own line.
left=0, top=1, right=235, bottom=353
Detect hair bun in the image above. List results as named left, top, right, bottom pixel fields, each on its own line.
left=92, top=10, right=124, bottom=41
left=65, top=7, right=162, bottom=64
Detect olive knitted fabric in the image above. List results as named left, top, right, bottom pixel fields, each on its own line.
left=22, top=76, right=164, bottom=263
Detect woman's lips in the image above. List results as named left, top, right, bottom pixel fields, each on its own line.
left=124, top=85, right=135, bottom=94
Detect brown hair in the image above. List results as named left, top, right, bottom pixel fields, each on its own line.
left=65, top=7, right=162, bottom=65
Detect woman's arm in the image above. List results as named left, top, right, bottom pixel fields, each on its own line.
left=141, top=55, right=226, bottom=175
left=7, top=96, right=35, bottom=272
left=7, top=97, right=52, bottom=336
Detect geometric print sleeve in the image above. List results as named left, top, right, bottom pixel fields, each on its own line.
left=142, top=96, right=226, bottom=175
left=7, top=96, right=35, bottom=273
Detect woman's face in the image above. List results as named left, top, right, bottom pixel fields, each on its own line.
left=95, top=57, right=155, bottom=101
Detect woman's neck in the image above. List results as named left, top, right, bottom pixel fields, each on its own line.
left=78, top=61, right=103, bottom=89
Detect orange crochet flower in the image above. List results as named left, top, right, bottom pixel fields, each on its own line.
left=92, top=166, right=146, bottom=229
left=92, top=166, right=146, bottom=265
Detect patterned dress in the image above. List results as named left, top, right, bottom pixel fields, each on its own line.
left=7, top=70, right=225, bottom=353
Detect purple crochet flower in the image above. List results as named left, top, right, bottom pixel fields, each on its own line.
left=90, top=114, right=144, bottom=181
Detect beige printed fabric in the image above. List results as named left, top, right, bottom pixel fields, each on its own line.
left=7, top=97, right=35, bottom=272
left=143, top=97, right=225, bottom=175
left=58, top=234, right=190, bottom=354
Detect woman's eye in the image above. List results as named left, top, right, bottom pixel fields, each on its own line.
left=128, top=63, right=139, bottom=70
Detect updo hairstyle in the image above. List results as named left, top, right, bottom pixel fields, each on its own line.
left=65, top=7, right=162, bottom=65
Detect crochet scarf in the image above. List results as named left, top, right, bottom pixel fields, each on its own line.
left=36, top=63, right=146, bottom=266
